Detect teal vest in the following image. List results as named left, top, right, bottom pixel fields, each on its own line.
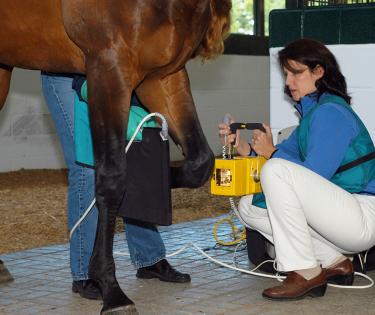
left=252, top=94, right=375, bottom=209
left=298, top=94, right=375, bottom=192
left=74, top=80, right=157, bottom=167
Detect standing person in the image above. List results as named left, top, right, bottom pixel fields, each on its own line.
left=41, top=73, right=190, bottom=300
left=218, top=38, right=375, bottom=300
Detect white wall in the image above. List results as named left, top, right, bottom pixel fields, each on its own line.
left=186, top=55, right=270, bottom=159
left=0, top=69, right=65, bottom=171
left=270, top=44, right=375, bottom=141
left=0, top=55, right=270, bottom=171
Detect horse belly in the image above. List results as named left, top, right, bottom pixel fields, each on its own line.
left=0, top=0, right=85, bottom=73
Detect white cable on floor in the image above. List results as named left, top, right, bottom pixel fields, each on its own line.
left=114, top=243, right=285, bottom=280
left=114, top=241, right=374, bottom=288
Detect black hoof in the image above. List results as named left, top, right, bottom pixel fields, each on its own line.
left=101, top=304, right=139, bottom=315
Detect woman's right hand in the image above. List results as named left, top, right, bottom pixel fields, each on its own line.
left=218, top=123, right=237, bottom=146
left=218, top=114, right=238, bottom=146
left=218, top=113, right=251, bottom=156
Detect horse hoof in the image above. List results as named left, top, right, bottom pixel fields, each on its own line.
left=101, top=304, right=139, bottom=315
left=0, top=261, right=14, bottom=284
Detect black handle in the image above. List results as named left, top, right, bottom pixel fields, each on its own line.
left=229, top=122, right=266, bottom=133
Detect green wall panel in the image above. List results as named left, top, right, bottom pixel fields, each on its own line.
left=341, top=9, right=375, bottom=44
left=269, top=5, right=375, bottom=47
left=303, top=10, right=341, bottom=44
left=269, top=11, right=302, bottom=48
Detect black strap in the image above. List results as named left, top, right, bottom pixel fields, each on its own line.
left=335, top=151, right=375, bottom=174
left=229, top=122, right=266, bottom=133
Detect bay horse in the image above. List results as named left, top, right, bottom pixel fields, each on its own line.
left=0, top=0, right=231, bottom=314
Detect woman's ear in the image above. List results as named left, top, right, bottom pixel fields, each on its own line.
left=313, top=65, right=325, bottom=80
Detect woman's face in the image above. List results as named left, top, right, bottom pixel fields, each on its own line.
left=283, top=60, right=324, bottom=101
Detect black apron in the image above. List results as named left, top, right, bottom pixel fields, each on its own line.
left=118, top=127, right=172, bottom=226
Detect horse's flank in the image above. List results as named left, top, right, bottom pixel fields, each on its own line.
left=0, top=0, right=231, bottom=74
left=0, top=0, right=85, bottom=73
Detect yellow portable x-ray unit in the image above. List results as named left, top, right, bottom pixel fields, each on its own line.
left=211, top=122, right=266, bottom=196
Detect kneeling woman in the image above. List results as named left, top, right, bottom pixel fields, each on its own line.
left=218, top=38, right=375, bottom=300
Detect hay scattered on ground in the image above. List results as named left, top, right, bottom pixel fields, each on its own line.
left=0, top=170, right=231, bottom=254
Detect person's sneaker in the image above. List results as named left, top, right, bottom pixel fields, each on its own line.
left=136, top=259, right=191, bottom=283
left=72, top=279, right=102, bottom=300
left=0, top=260, right=14, bottom=283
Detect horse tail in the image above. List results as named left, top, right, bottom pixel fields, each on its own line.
left=194, top=0, right=231, bottom=61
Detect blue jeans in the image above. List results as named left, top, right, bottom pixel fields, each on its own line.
left=41, top=73, right=166, bottom=280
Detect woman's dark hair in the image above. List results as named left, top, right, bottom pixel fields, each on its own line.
left=278, top=38, right=351, bottom=104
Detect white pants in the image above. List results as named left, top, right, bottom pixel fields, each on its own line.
left=238, top=158, right=375, bottom=272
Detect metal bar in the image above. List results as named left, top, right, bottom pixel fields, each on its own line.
left=286, top=0, right=305, bottom=9
left=254, top=0, right=265, bottom=36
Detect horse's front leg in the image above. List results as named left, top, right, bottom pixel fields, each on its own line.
left=136, top=68, right=214, bottom=188
left=85, top=54, right=139, bottom=315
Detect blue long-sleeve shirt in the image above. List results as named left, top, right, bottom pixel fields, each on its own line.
left=271, top=93, right=375, bottom=195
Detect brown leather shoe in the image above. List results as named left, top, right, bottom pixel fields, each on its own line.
left=325, top=258, right=354, bottom=285
left=262, top=270, right=327, bottom=300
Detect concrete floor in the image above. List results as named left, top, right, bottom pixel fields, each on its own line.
left=0, top=216, right=375, bottom=315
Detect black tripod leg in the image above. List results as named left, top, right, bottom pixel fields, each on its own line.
left=245, top=228, right=275, bottom=273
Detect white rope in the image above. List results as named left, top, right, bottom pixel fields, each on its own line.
left=114, top=242, right=373, bottom=288
left=114, top=243, right=285, bottom=280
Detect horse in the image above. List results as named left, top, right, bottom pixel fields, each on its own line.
left=0, top=0, right=231, bottom=314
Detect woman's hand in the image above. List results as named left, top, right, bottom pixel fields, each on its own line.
left=218, top=125, right=238, bottom=147
left=251, top=124, right=277, bottom=159
left=218, top=114, right=250, bottom=156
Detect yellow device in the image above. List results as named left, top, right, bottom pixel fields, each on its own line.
left=211, top=156, right=266, bottom=196
left=211, top=119, right=267, bottom=196
left=211, top=119, right=266, bottom=245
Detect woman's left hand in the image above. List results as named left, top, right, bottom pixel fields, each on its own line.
left=251, top=124, right=277, bottom=159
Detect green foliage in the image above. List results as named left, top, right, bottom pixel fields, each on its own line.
left=231, top=0, right=255, bottom=34
left=230, top=0, right=285, bottom=35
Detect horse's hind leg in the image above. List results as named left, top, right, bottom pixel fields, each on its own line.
left=0, top=66, right=13, bottom=111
